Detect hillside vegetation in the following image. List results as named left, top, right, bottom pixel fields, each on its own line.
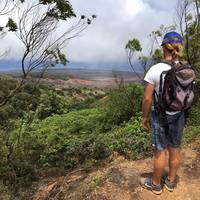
left=0, top=76, right=200, bottom=199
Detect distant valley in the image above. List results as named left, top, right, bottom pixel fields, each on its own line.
left=0, top=60, right=144, bottom=88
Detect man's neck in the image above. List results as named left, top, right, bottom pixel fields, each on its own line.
left=164, top=55, right=173, bottom=61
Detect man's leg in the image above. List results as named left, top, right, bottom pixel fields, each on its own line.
left=152, top=150, right=167, bottom=185
left=167, top=147, right=181, bottom=181
left=140, top=149, right=165, bottom=194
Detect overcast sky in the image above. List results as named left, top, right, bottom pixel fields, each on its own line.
left=1, top=0, right=179, bottom=63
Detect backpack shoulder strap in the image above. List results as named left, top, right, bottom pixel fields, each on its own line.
left=153, top=61, right=173, bottom=98
left=158, top=70, right=169, bottom=96
left=153, top=69, right=169, bottom=104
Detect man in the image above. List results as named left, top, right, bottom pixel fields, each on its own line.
left=141, top=31, right=185, bottom=195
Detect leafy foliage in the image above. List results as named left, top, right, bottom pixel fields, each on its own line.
left=185, top=17, right=200, bottom=74
left=0, top=78, right=146, bottom=189
left=152, top=48, right=163, bottom=62
left=0, top=74, right=200, bottom=199
left=0, top=0, right=75, bottom=34
left=41, top=0, right=76, bottom=20
left=125, top=38, right=142, bottom=52
left=6, top=18, right=17, bottom=32
left=102, top=84, right=144, bottom=128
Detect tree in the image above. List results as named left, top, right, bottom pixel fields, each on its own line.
left=125, top=24, right=176, bottom=80
left=176, top=0, right=200, bottom=75
left=125, top=38, right=143, bottom=81
left=0, top=0, right=96, bottom=106
left=146, top=24, right=176, bottom=65
left=152, top=48, right=163, bottom=62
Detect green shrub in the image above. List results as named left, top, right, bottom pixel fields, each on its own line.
left=102, top=83, right=143, bottom=127
left=0, top=76, right=18, bottom=102
left=187, top=108, right=200, bottom=126
left=105, top=115, right=152, bottom=159
left=0, top=76, right=147, bottom=193
left=36, top=90, right=68, bottom=119
left=26, top=113, right=150, bottom=172
left=183, top=125, right=200, bottom=143
left=0, top=182, right=13, bottom=200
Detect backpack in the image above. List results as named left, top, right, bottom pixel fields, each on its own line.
left=154, top=61, right=196, bottom=114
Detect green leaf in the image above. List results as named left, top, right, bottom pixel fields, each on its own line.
left=6, top=18, right=17, bottom=32
left=125, top=38, right=142, bottom=52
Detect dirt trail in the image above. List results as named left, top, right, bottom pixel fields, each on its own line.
left=31, top=145, right=200, bottom=200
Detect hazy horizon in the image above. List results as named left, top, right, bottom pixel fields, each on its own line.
left=0, top=59, right=146, bottom=73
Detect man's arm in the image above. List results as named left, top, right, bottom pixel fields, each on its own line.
left=142, top=82, right=155, bottom=131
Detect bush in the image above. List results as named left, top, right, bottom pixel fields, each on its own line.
left=0, top=81, right=148, bottom=189
left=106, top=115, right=152, bottom=159
left=0, top=182, right=13, bottom=200
left=101, top=83, right=144, bottom=128
left=0, top=76, right=18, bottom=102
left=36, top=90, right=68, bottom=119
left=0, top=108, right=151, bottom=188
left=34, top=108, right=104, bottom=135
left=26, top=112, right=150, bottom=171
left=183, top=125, right=200, bottom=143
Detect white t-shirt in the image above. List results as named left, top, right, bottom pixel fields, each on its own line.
left=144, top=62, right=179, bottom=115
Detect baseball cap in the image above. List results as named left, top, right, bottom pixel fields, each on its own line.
left=161, top=31, right=183, bottom=46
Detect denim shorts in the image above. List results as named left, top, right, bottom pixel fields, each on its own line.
left=151, top=111, right=185, bottom=151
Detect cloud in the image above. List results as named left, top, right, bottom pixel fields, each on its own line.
left=143, top=0, right=177, bottom=11
left=0, top=0, right=178, bottom=63
left=65, top=0, right=178, bottom=62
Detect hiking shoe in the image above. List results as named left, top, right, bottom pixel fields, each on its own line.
left=140, top=177, right=162, bottom=195
left=164, top=178, right=176, bottom=192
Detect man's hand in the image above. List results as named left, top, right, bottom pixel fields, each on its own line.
left=142, top=117, right=150, bottom=131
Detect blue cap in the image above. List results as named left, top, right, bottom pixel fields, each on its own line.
left=162, top=31, right=183, bottom=46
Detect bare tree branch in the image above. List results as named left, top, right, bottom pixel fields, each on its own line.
left=0, top=0, right=20, bottom=16
left=0, top=1, right=96, bottom=107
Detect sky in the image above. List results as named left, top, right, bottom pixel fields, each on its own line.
left=1, top=0, right=179, bottom=64
left=65, top=0, right=179, bottom=63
